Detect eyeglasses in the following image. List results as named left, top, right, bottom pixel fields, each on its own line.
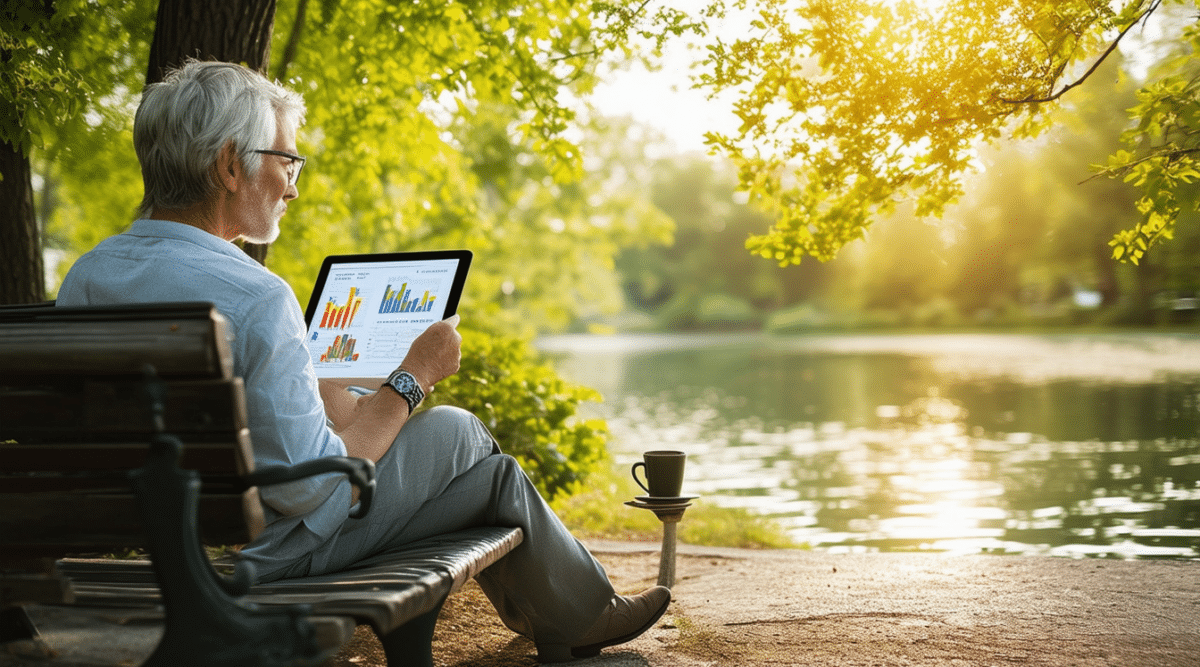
left=253, top=149, right=306, bottom=187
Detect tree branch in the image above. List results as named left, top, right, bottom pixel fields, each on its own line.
left=1002, top=0, right=1163, bottom=105
left=1080, top=144, right=1200, bottom=184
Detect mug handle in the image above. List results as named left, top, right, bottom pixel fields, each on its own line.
left=631, top=461, right=650, bottom=494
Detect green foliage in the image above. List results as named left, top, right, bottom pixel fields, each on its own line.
left=259, top=0, right=675, bottom=337
left=1103, top=12, right=1200, bottom=264
left=0, top=1, right=89, bottom=155
left=425, top=326, right=608, bottom=499
left=617, top=46, right=1189, bottom=331
left=693, top=0, right=1181, bottom=266
left=0, top=0, right=153, bottom=156
left=616, top=155, right=825, bottom=330
left=41, top=108, right=145, bottom=271
left=795, top=47, right=1170, bottom=327
left=428, top=109, right=674, bottom=335
left=21, top=0, right=156, bottom=261
left=19, top=0, right=1200, bottom=289
left=26, top=0, right=686, bottom=498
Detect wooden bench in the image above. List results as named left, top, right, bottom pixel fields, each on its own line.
left=0, top=301, right=522, bottom=667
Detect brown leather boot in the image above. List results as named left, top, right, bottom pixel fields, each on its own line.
left=536, top=586, right=671, bottom=662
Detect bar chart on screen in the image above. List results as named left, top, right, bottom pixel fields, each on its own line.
left=378, top=281, right=440, bottom=314
left=319, top=334, right=359, bottom=363
left=317, top=287, right=365, bottom=330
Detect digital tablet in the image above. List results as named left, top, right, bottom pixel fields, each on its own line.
left=302, top=250, right=472, bottom=379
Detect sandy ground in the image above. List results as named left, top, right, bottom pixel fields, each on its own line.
left=8, top=541, right=1199, bottom=667
left=333, top=540, right=1200, bottom=667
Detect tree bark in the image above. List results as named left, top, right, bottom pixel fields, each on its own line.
left=0, top=0, right=52, bottom=305
left=0, top=138, right=44, bottom=304
left=146, top=0, right=278, bottom=266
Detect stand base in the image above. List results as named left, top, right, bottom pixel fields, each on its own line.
left=624, top=500, right=692, bottom=589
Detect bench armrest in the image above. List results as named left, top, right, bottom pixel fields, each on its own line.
left=243, top=457, right=376, bottom=519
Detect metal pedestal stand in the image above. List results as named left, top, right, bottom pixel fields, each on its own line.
left=624, top=497, right=696, bottom=588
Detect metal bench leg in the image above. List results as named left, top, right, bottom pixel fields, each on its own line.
left=0, top=606, right=53, bottom=660
left=130, top=366, right=333, bottom=667
left=378, top=597, right=447, bottom=667
left=132, top=432, right=330, bottom=667
left=0, top=606, right=38, bottom=643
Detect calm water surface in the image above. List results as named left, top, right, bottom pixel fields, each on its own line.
left=538, top=332, right=1200, bottom=559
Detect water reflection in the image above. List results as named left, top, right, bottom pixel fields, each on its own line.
left=539, top=333, right=1200, bottom=559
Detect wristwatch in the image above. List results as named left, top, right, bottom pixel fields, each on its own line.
left=383, top=369, right=425, bottom=414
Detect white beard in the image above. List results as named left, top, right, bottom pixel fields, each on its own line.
left=241, top=214, right=283, bottom=244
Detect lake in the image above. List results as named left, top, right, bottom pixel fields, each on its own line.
left=537, top=332, right=1200, bottom=559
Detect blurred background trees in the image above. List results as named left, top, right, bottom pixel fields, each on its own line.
left=608, top=27, right=1200, bottom=332
left=9, top=0, right=1200, bottom=330
left=8, top=0, right=1200, bottom=489
left=1, top=0, right=688, bottom=495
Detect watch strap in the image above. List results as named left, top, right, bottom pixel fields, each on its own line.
left=383, top=369, right=425, bottom=413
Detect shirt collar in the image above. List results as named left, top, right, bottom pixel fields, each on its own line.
left=126, top=219, right=260, bottom=267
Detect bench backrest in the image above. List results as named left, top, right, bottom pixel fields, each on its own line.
left=0, top=302, right=262, bottom=561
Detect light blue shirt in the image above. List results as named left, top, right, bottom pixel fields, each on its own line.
left=57, top=219, right=353, bottom=572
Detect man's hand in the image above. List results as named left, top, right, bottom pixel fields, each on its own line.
left=398, top=315, right=462, bottom=392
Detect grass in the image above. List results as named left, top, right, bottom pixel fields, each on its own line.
left=551, top=463, right=797, bottom=550
left=103, top=461, right=795, bottom=564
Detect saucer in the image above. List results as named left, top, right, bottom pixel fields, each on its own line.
left=635, top=495, right=698, bottom=504
left=625, top=499, right=692, bottom=512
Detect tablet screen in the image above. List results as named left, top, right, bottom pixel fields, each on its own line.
left=303, top=250, right=472, bottom=379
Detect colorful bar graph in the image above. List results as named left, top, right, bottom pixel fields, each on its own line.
left=318, top=287, right=364, bottom=330
left=378, top=283, right=437, bottom=314
left=319, top=334, right=359, bottom=363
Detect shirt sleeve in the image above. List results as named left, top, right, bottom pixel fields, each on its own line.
left=236, top=285, right=353, bottom=536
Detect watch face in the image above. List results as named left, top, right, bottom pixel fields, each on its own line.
left=393, top=374, right=417, bottom=392
left=387, top=370, right=424, bottom=408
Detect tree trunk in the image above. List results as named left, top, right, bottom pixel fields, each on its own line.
left=0, top=0, right=51, bottom=305
left=146, top=0, right=278, bottom=266
left=0, top=139, right=44, bottom=304
left=273, top=0, right=308, bottom=82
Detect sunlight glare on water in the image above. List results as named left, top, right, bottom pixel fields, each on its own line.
left=539, top=332, right=1200, bottom=559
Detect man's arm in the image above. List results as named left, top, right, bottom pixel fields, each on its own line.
left=319, top=377, right=382, bottom=432
left=319, top=315, right=462, bottom=462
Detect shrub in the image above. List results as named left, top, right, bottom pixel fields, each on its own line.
left=425, top=326, right=608, bottom=500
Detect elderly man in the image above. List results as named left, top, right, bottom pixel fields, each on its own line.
left=55, top=60, right=668, bottom=663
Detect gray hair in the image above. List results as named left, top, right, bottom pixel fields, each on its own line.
left=133, top=60, right=306, bottom=219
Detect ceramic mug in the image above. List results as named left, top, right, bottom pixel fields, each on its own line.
left=631, top=450, right=686, bottom=498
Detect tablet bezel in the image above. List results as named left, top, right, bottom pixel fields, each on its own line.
left=304, top=249, right=473, bottom=327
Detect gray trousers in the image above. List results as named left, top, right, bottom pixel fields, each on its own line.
left=273, top=406, right=615, bottom=645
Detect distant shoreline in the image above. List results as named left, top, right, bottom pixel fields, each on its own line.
left=538, top=330, right=1200, bottom=384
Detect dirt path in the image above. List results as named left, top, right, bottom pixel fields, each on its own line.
left=326, top=542, right=1200, bottom=667
left=10, top=543, right=1196, bottom=666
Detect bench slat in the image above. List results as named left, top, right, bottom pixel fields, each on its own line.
left=0, top=474, right=242, bottom=493
left=1, top=378, right=249, bottom=446
left=0, top=493, right=252, bottom=557
left=0, top=450, right=248, bottom=476
left=55, top=527, right=524, bottom=632
left=0, top=302, right=233, bottom=379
